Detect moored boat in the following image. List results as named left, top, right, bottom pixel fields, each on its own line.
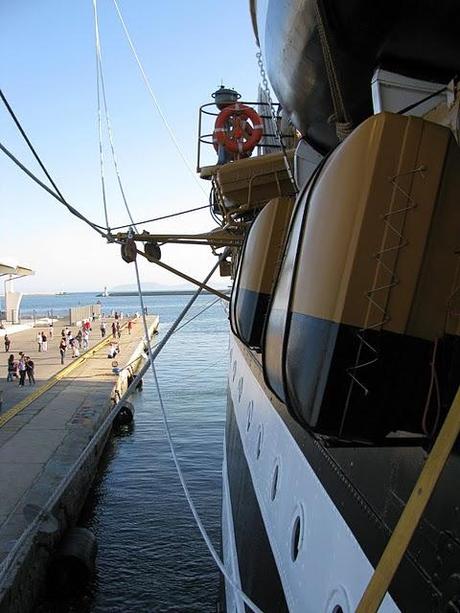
left=201, top=2, right=460, bottom=611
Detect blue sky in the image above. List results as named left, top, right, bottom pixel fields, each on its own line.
left=0, top=1, right=261, bottom=292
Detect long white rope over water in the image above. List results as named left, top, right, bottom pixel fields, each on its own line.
left=111, top=0, right=208, bottom=198
left=131, top=251, right=263, bottom=613
left=0, top=259, right=222, bottom=591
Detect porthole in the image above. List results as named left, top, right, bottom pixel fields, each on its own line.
left=271, top=463, right=279, bottom=501
left=246, top=401, right=254, bottom=431
left=232, top=360, right=237, bottom=381
left=256, top=425, right=264, bottom=459
left=237, top=377, right=244, bottom=402
left=290, top=506, right=305, bottom=562
left=325, top=585, right=351, bottom=613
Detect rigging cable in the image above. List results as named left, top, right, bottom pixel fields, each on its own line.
left=174, top=296, right=221, bottom=334
left=0, top=90, right=108, bottom=236
left=92, top=0, right=111, bottom=229
left=92, top=0, right=138, bottom=230
left=108, top=203, right=210, bottom=231
left=110, top=0, right=208, bottom=199
left=0, top=263, right=225, bottom=591
left=0, top=89, right=66, bottom=203
left=0, top=140, right=108, bottom=237
left=131, top=248, right=263, bottom=613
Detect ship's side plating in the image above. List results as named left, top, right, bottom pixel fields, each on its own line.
left=213, top=3, right=460, bottom=611
left=219, top=117, right=460, bottom=612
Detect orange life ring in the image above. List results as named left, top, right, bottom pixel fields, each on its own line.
left=213, top=103, right=264, bottom=155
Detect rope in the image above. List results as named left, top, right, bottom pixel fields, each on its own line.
left=131, top=246, right=263, bottom=613
left=314, top=1, right=352, bottom=141
left=0, top=265, right=221, bottom=588
left=92, top=0, right=110, bottom=229
left=421, top=339, right=441, bottom=436
left=0, top=89, right=67, bottom=203
left=174, top=297, right=221, bottom=334
left=108, top=203, right=210, bottom=231
left=0, top=140, right=108, bottom=237
left=356, top=385, right=460, bottom=612
left=111, top=0, right=208, bottom=199
left=397, top=86, right=448, bottom=116
left=93, top=0, right=140, bottom=232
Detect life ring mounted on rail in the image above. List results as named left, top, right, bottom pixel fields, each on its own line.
left=213, top=103, right=264, bottom=155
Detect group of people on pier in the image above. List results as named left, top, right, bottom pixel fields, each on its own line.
left=3, top=315, right=135, bottom=387
left=7, top=353, right=35, bottom=386
left=59, top=319, right=93, bottom=364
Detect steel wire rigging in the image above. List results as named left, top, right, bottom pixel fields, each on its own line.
left=111, top=0, right=208, bottom=199
left=92, top=0, right=111, bottom=230
left=132, top=250, right=263, bottom=613
left=0, top=138, right=108, bottom=238
left=0, top=88, right=213, bottom=235
left=93, top=0, right=139, bottom=231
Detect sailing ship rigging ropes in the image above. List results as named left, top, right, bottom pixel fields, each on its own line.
left=4, top=0, right=460, bottom=610
left=111, top=0, right=208, bottom=198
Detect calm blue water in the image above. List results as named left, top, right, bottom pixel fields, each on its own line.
left=32, top=293, right=229, bottom=612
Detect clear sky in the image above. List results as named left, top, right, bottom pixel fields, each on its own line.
left=0, top=0, right=261, bottom=292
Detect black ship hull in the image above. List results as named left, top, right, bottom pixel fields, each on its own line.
left=255, top=0, right=460, bottom=152
left=222, top=334, right=460, bottom=611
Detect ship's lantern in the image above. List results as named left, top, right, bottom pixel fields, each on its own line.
left=212, top=85, right=241, bottom=110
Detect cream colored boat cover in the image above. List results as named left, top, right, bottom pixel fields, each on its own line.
left=217, top=149, right=296, bottom=210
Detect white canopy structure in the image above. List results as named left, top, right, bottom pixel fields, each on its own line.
left=0, top=259, right=34, bottom=324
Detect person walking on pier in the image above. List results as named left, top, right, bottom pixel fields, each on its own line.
left=36, top=331, right=43, bottom=352
left=112, top=321, right=116, bottom=339
left=116, top=321, right=121, bottom=339
left=4, top=334, right=11, bottom=352
left=49, top=323, right=53, bottom=340
left=18, top=355, right=27, bottom=387
left=6, top=354, right=15, bottom=382
left=59, top=337, right=67, bottom=365
left=127, top=320, right=133, bottom=335
left=100, top=321, right=106, bottom=338
left=82, top=329, right=89, bottom=351
left=25, top=356, right=35, bottom=385
left=71, top=337, right=80, bottom=358
left=41, top=332, right=48, bottom=352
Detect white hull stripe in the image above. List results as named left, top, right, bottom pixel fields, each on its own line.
left=228, top=337, right=398, bottom=613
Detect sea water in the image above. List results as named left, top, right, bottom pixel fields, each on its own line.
left=25, top=293, right=228, bottom=612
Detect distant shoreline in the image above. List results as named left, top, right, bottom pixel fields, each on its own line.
left=101, top=290, right=217, bottom=297
left=23, top=289, right=228, bottom=297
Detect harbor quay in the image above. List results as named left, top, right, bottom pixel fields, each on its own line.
left=0, top=314, right=159, bottom=613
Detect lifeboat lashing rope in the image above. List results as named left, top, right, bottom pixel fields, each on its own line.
left=341, top=166, right=426, bottom=435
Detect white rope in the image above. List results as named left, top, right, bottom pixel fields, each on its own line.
left=0, top=259, right=221, bottom=590
left=92, top=0, right=110, bottom=229
left=111, top=0, right=208, bottom=198
left=173, top=296, right=221, bottom=334
left=92, top=0, right=138, bottom=231
left=132, top=250, right=263, bottom=613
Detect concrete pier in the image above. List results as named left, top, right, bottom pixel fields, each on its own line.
left=0, top=315, right=159, bottom=612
